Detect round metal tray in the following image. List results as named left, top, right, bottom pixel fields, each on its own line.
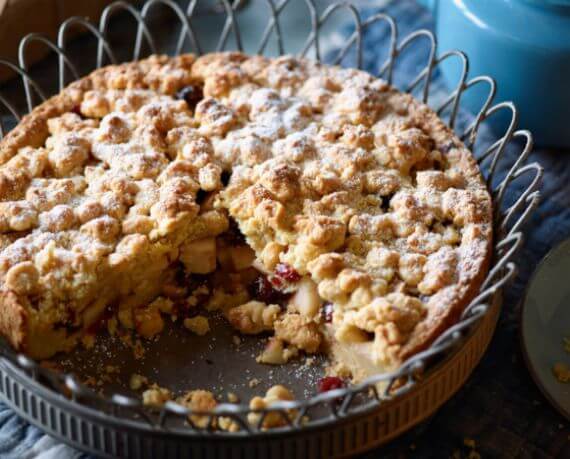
left=0, top=1, right=542, bottom=457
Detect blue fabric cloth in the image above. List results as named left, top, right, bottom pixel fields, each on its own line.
left=0, top=1, right=565, bottom=457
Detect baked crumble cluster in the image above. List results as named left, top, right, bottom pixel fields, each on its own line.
left=0, top=53, right=492, bottom=392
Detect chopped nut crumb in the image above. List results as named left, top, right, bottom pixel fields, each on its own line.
left=218, top=416, right=240, bottom=432
left=248, top=378, right=261, bottom=388
left=256, top=337, right=298, bottom=365
left=177, top=389, right=217, bottom=428
left=129, top=373, right=148, bottom=390
left=186, top=296, right=198, bottom=308
left=142, top=384, right=172, bottom=406
left=183, top=316, right=210, bottom=336
left=247, top=385, right=296, bottom=429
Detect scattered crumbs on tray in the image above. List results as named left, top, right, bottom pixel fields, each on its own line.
left=51, top=318, right=329, bottom=419
left=129, top=373, right=148, bottom=390
left=248, top=378, right=261, bottom=388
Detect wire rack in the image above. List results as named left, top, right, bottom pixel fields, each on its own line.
left=0, top=0, right=542, bottom=456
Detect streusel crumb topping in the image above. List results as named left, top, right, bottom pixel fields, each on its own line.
left=0, top=52, right=491, bottom=375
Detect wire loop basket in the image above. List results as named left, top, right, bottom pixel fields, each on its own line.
left=0, top=0, right=542, bottom=457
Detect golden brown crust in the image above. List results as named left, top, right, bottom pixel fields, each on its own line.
left=399, top=246, right=491, bottom=360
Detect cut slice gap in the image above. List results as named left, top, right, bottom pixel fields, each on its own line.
left=45, top=217, right=370, bottom=395
left=53, top=313, right=329, bottom=405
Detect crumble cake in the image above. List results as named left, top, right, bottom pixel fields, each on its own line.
left=0, top=52, right=492, bottom=383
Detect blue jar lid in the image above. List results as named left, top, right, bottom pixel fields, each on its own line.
left=517, top=0, right=570, bottom=9
left=458, top=0, right=570, bottom=49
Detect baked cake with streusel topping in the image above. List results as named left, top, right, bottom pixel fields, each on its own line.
left=0, top=52, right=491, bottom=381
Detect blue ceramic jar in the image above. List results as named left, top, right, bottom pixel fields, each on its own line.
left=418, top=0, right=570, bottom=148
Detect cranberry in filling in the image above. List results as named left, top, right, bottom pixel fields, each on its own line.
left=272, top=263, right=301, bottom=286
left=317, top=376, right=345, bottom=393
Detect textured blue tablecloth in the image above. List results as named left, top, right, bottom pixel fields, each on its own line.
left=1, top=1, right=568, bottom=457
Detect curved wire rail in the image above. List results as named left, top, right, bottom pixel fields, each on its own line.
left=0, top=0, right=542, bottom=436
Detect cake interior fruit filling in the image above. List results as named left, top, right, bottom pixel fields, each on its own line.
left=87, top=213, right=330, bottom=369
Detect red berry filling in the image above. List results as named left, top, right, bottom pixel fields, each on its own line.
left=273, top=263, right=301, bottom=283
left=318, top=376, right=345, bottom=393
left=269, top=275, right=283, bottom=289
